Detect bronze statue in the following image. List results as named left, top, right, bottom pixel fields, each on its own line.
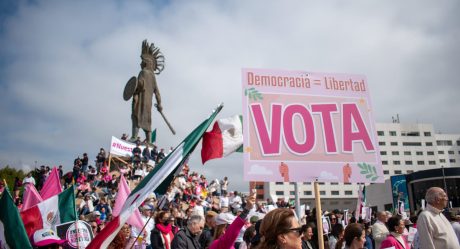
left=124, top=40, right=165, bottom=143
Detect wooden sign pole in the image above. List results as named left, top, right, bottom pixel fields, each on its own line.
left=314, top=180, right=325, bottom=249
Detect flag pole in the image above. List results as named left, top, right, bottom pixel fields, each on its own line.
left=108, top=153, right=113, bottom=171
left=314, top=179, right=324, bottom=249
left=71, top=184, right=81, bottom=249
left=129, top=215, right=153, bottom=249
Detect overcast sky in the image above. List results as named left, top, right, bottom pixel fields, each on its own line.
left=0, top=0, right=458, bottom=192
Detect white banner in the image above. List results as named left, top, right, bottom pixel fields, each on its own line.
left=110, top=136, right=148, bottom=157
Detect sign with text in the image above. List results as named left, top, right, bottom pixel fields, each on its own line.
left=242, top=68, right=382, bottom=183
left=56, top=220, right=94, bottom=249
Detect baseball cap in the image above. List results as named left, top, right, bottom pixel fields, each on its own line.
left=215, top=213, right=236, bottom=225
left=93, top=211, right=101, bottom=216
left=32, top=228, right=67, bottom=247
left=250, top=215, right=260, bottom=224
left=142, top=205, right=153, bottom=210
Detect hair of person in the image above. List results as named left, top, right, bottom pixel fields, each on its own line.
left=387, top=215, right=403, bottom=232
left=425, top=187, right=443, bottom=205
left=335, top=223, right=363, bottom=248
left=331, top=223, right=344, bottom=238
left=255, top=208, right=296, bottom=249
left=243, top=226, right=256, bottom=245
left=213, top=223, right=227, bottom=240
left=187, top=215, right=203, bottom=226
left=155, top=210, right=171, bottom=224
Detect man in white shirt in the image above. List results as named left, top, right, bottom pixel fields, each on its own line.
left=23, top=173, right=36, bottom=186
left=372, top=211, right=389, bottom=249
left=230, top=191, right=242, bottom=213
left=220, top=193, right=229, bottom=213
left=129, top=205, right=155, bottom=248
left=417, top=187, right=460, bottom=249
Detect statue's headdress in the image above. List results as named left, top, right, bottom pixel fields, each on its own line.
left=141, top=39, right=165, bottom=74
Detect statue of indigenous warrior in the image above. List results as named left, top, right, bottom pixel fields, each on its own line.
left=124, top=40, right=165, bottom=144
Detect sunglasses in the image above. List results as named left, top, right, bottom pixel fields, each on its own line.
left=287, top=227, right=303, bottom=237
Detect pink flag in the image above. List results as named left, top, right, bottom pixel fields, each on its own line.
left=40, top=167, right=62, bottom=200
left=21, top=183, right=43, bottom=211
left=113, top=174, right=144, bottom=229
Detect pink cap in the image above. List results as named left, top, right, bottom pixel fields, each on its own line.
left=32, top=228, right=67, bottom=247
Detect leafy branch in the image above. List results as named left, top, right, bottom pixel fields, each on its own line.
left=357, top=162, right=379, bottom=181
left=245, top=87, right=263, bottom=101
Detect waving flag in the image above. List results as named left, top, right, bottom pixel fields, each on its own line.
left=40, top=167, right=62, bottom=200
left=87, top=104, right=223, bottom=249
left=20, top=186, right=76, bottom=236
left=21, top=183, right=44, bottom=211
left=0, top=188, right=33, bottom=249
left=201, top=114, right=243, bottom=164
left=112, top=174, right=144, bottom=229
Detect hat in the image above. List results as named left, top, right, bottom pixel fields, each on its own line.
left=93, top=211, right=101, bottom=216
left=142, top=205, right=153, bottom=210
left=250, top=215, right=260, bottom=224
left=32, top=228, right=67, bottom=247
left=215, top=213, right=236, bottom=225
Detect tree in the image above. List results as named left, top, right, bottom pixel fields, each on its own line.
left=0, top=165, right=27, bottom=192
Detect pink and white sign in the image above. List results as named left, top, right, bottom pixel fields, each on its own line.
left=242, top=68, right=383, bottom=183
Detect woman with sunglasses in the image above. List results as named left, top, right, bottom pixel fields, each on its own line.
left=255, top=208, right=304, bottom=249
left=209, top=193, right=256, bottom=249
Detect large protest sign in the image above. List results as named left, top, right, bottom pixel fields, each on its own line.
left=242, top=68, right=382, bottom=183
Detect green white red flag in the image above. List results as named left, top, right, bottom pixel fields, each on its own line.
left=20, top=186, right=76, bottom=236
left=87, top=104, right=223, bottom=249
left=0, top=188, right=33, bottom=249
left=201, top=114, right=243, bottom=164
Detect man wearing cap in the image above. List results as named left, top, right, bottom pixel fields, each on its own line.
left=32, top=228, right=67, bottom=248
left=129, top=205, right=155, bottom=249
left=171, top=215, right=204, bottom=249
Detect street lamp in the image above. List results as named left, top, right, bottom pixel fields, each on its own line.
left=441, top=165, right=447, bottom=191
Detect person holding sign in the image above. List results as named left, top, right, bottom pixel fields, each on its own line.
left=209, top=193, right=255, bottom=249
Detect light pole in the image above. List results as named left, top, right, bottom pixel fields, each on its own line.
left=441, top=165, right=447, bottom=191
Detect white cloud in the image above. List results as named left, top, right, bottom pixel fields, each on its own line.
left=247, top=164, right=274, bottom=176
left=318, top=171, right=339, bottom=181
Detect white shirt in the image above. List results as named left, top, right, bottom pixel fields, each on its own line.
left=220, top=196, right=229, bottom=208
left=231, top=195, right=242, bottom=210
left=131, top=215, right=155, bottom=245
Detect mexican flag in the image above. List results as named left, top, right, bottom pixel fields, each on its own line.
left=201, top=114, right=243, bottom=164
left=20, top=186, right=76, bottom=236
left=87, top=104, right=223, bottom=249
left=0, top=188, right=33, bottom=249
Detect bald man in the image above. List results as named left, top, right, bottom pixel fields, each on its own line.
left=417, top=187, right=460, bottom=249
left=372, top=211, right=389, bottom=249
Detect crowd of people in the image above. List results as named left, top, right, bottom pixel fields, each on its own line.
left=2, top=140, right=460, bottom=249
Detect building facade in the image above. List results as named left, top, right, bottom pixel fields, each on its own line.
left=252, top=122, right=460, bottom=211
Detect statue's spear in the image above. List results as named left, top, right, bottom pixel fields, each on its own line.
left=155, top=104, right=176, bottom=135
